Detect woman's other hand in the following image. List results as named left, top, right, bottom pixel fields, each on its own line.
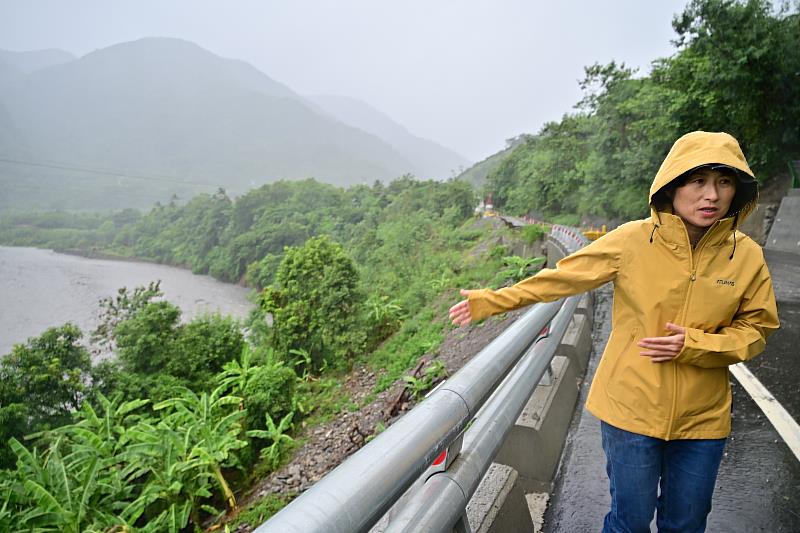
left=449, top=289, right=474, bottom=326
left=637, top=322, right=686, bottom=362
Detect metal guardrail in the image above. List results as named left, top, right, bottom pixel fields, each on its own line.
left=255, top=226, right=588, bottom=533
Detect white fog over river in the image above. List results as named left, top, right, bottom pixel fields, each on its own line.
left=0, top=246, right=254, bottom=356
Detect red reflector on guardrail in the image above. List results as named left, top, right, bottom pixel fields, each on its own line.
left=432, top=450, right=447, bottom=467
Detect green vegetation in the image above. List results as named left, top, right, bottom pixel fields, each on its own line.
left=486, top=0, right=800, bottom=221
left=402, top=360, right=448, bottom=400
left=493, top=256, right=546, bottom=287
left=521, top=223, right=547, bottom=245
left=0, top=324, right=91, bottom=468
left=455, top=135, right=529, bottom=189
left=247, top=412, right=297, bottom=470
left=229, top=491, right=297, bottom=530
left=1, top=175, right=517, bottom=530
left=260, top=236, right=364, bottom=373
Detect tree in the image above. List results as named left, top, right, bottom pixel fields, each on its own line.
left=105, top=302, right=244, bottom=400
left=114, top=300, right=181, bottom=376
left=661, top=0, right=800, bottom=176
left=91, top=281, right=163, bottom=355
left=0, top=324, right=91, bottom=467
left=242, top=362, right=297, bottom=432
left=168, top=314, right=244, bottom=391
left=260, top=236, right=365, bottom=372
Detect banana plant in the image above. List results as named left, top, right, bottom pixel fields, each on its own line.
left=289, top=348, right=314, bottom=381
left=1, top=386, right=248, bottom=531
left=216, top=344, right=262, bottom=398
left=246, top=411, right=296, bottom=470
left=120, top=418, right=205, bottom=529
left=153, top=385, right=248, bottom=515
left=2, top=394, right=159, bottom=532
left=5, top=437, right=121, bottom=532
left=494, top=255, right=546, bottom=285
left=428, top=271, right=452, bottom=292
left=366, top=295, right=405, bottom=340
left=0, top=481, right=13, bottom=532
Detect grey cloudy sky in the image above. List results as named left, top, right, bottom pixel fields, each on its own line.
left=0, top=0, right=689, bottom=161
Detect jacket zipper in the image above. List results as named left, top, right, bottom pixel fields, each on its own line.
left=666, top=231, right=706, bottom=439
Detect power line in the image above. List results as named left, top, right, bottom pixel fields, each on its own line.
left=0, top=172, right=191, bottom=196
left=0, top=181, right=187, bottom=206
left=0, top=156, right=223, bottom=188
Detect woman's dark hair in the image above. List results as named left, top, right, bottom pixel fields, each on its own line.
left=651, top=165, right=757, bottom=218
left=651, top=174, right=689, bottom=213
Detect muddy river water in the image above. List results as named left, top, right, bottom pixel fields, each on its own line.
left=0, top=246, right=254, bottom=356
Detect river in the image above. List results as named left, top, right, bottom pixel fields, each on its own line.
left=0, top=246, right=254, bottom=356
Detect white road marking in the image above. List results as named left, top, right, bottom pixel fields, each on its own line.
left=731, top=362, right=800, bottom=462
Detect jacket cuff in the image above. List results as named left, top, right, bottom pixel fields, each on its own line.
left=675, top=327, right=703, bottom=364
left=467, top=289, right=500, bottom=322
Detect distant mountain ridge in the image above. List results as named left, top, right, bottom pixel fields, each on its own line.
left=0, top=48, right=76, bottom=74
left=309, top=94, right=469, bottom=179
left=0, top=38, right=468, bottom=211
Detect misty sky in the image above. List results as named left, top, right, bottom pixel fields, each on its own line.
left=0, top=0, right=689, bottom=161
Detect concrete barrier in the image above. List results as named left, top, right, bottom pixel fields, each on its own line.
left=466, top=464, right=533, bottom=533
left=545, top=241, right=563, bottom=269
left=575, top=291, right=593, bottom=317
left=494, top=354, right=581, bottom=493
left=766, top=193, right=800, bottom=254
left=558, top=313, right=592, bottom=374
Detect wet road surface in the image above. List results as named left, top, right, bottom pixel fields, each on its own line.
left=543, top=248, right=800, bottom=532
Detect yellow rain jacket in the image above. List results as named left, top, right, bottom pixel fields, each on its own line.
left=467, top=131, right=780, bottom=440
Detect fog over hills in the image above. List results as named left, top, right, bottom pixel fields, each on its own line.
left=309, top=94, right=469, bottom=179
left=0, top=38, right=468, bottom=211
left=0, top=48, right=76, bottom=74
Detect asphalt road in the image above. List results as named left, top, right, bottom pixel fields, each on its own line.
left=543, top=248, right=800, bottom=533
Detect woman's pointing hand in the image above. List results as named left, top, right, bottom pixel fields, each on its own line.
left=449, top=289, right=474, bottom=326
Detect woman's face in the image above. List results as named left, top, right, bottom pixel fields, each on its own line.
left=671, top=168, right=737, bottom=233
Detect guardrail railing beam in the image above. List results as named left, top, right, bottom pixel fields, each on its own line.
left=384, top=295, right=580, bottom=532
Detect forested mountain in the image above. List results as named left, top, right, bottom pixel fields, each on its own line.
left=0, top=38, right=464, bottom=212
left=309, top=94, right=470, bottom=179
left=455, top=134, right=528, bottom=190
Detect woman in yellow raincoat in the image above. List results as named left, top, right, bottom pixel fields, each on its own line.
left=449, top=131, right=779, bottom=532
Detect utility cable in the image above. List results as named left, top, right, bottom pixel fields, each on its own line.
left=0, top=156, right=222, bottom=188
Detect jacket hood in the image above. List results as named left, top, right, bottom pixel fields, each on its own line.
left=649, top=131, right=758, bottom=225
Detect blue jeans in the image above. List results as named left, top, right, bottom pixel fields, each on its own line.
left=601, top=421, right=726, bottom=533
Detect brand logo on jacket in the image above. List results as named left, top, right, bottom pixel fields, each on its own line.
left=716, top=279, right=735, bottom=286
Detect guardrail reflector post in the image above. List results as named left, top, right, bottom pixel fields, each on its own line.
left=429, top=432, right=464, bottom=474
